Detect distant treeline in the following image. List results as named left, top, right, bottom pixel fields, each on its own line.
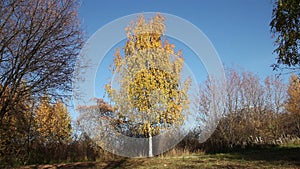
left=1, top=69, right=299, bottom=167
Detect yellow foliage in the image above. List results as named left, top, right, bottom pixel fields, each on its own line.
left=286, top=74, right=300, bottom=114
left=35, top=96, right=72, bottom=144
left=106, top=14, right=190, bottom=137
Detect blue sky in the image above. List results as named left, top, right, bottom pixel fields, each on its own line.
left=73, top=0, right=280, bottom=118
left=78, top=0, right=277, bottom=75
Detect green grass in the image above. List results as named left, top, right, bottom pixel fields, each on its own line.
left=18, top=144, right=300, bottom=169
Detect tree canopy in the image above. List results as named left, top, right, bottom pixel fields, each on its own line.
left=105, top=14, right=190, bottom=138
left=0, top=0, right=83, bottom=124
left=270, top=0, right=300, bottom=73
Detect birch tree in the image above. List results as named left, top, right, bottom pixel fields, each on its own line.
left=105, top=14, right=191, bottom=140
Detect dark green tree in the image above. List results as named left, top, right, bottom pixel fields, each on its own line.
left=270, top=0, right=300, bottom=73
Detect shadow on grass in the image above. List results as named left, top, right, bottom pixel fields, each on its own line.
left=19, top=159, right=129, bottom=169
left=102, top=158, right=128, bottom=169
left=60, top=158, right=144, bottom=169
left=56, top=162, right=98, bottom=169
left=207, top=145, right=300, bottom=166
left=18, top=145, right=300, bottom=168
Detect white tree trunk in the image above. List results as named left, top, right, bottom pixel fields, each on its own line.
left=149, top=133, right=153, bottom=157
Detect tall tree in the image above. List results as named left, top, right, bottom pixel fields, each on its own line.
left=270, top=0, right=300, bottom=73
left=34, top=96, right=72, bottom=162
left=105, top=14, right=190, bottom=139
left=0, top=0, right=83, bottom=124
left=284, top=74, right=300, bottom=136
left=35, top=97, right=72, bottom=144
left=0, top=82, right=36, bottom=165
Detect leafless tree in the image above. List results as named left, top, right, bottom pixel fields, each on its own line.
left=0, top=0, right=83, bottom=124
left=195, top=68, right=287, bottom=151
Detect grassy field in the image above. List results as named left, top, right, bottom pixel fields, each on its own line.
left=19, top=144, right=300, bottom=169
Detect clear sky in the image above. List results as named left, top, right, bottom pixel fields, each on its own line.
left=73, top=0, right=281, bottom=118
left=78, top=0, right=277, bottom=75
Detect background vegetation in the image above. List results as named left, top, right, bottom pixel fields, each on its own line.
left=0, top=0, right=299, bottom=168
